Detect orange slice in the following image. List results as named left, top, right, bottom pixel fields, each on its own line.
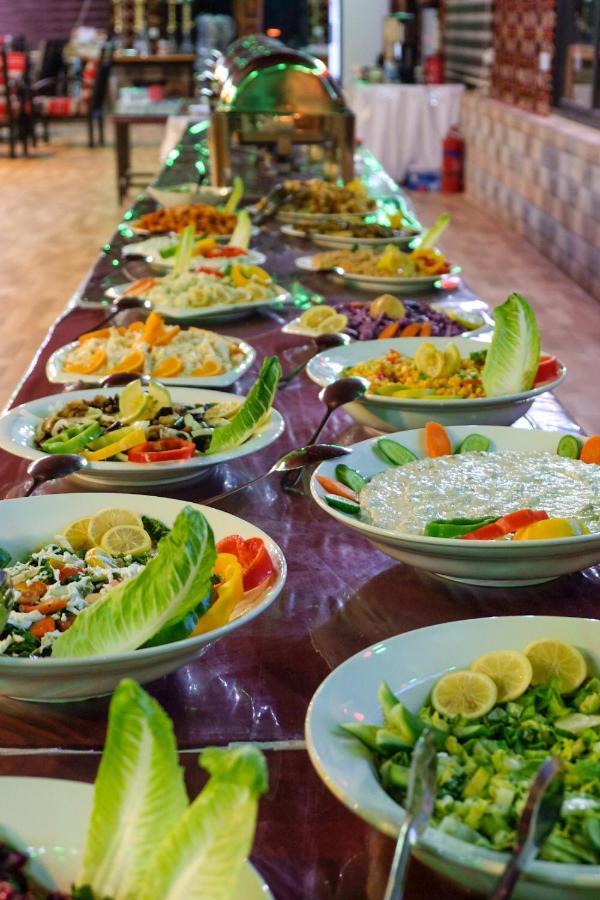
left=153, top=325, right=180, bottom=346
left=64, top=347, right=107, bottom=375
left=127, top=321, right=144, bottom=334
left=78, top=328, right=111, bottom=344
left=191, top=360, right=223, bottom=377
left=151, top=356, right=183, bottom=378
left=142, top=311, right=166, bottom=345
left=110, top=348, right=145, bottom=374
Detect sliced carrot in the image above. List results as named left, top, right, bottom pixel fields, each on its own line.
left=400, top=322, right=421, bottom=337
left=153, top=325, right=181, bottom=346
left=420, top=321, right=432, bottom=337
left=78, top=327, right=111, bottom=343
left=424, top=421, right=452, bottom=457
left=21, top=598, right=68, bottom=616
left=109, top=348, right=145, bottom=374
left=64, top=347, right=107, bottom=375
left=30, top=617, right=57, bottom=639
left=581, top=435, right=600, bottom=465
left=378, top=321, right=400, bottom=339
left=315, top=475, right=358, bottom=502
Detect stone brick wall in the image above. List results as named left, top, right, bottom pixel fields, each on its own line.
left=462, top=91, right=600, bottom=301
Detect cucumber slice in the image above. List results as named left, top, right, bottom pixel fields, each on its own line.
left=457, top=433, right=491, bottom=453
left=377, top=438, right=418, bottom=466
left=335, top=464, right=367, bottom=494
left=557, top=434, right=582, bottom=459
left=324, top=494, right=360, bottom=515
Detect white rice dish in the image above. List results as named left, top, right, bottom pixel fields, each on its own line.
left=145, top=271, right=279, bottom=310
left=360, top=450, right=600, bottom=535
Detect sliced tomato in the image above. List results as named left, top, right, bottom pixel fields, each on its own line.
left=203, top=246, right=247, bottom=258
left=59, top=565, right=84, bottom=584
left=460, top=509, right=549, bottom=540
left=127, top=439, right=196, bottom=464
left=194, top=266, right=224, bottom=277
left=215, top=535, right=275, bottom=591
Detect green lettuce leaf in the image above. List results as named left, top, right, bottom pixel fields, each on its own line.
left=228, top=209, right=252, bottom=249
left=173, top=224, right=196, bottom=276
left=77, top=679, right=188, bottom=900
left=416, top=212, right=450, bottom=250
left=206, top=356, right=282, bottom=456
left=52, top=506, right=216, bottom=658
left=137, top=745, right=268, bottom=900
left=223, top=176, right=244, bottom=213
left=482, top=293, right=541, bottom=397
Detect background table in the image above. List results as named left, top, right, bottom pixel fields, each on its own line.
left=0, top=129, right=597, bottom=899
left=346, top=81, right=465, bottom=182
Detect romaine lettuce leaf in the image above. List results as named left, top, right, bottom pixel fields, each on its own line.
left=206, top=356, right=282, bottom=456
left=52, top=506, right=216, bottom=658
left=77, top=679, right=187, bottom=900
left=137, top=745, right=268, bottom=900
left=482, top=293, right=541, bottom=396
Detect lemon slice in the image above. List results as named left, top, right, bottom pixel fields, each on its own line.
left=470, top=650, right=533, bottom=702
left=299, top=306, right=335, bottom=329
left=370, top=294, right=405, bottom=320
left=524, top=639, right=587, bottom=693
left=100, top=524, right=151, bottom=558
left=317, top=313, right=348, bottom=334
left=62, top=516, right=92, bottom=552
left=118, top=379, right=148, bottom=424
left=441, top=342, right=461, bottom=377
left=414, top=342, right=445, bottom=378
left=141, top=379, right=172, bottom=419
left=432, top=670, right=497, bottom=719
left=88, top=508, right=144, bottom=547
left=84, top=547, right=115, bottom=569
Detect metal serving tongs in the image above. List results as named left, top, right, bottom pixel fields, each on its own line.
left=491, top=757, right=565, bottom=900
left=249, top=184, right=293, bottom=225
left=383, top=729, right=438, bottom=900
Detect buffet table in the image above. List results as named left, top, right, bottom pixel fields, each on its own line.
left=346, top=81, right=465, bottom=182
left=0, top=130, right=597, bottom=900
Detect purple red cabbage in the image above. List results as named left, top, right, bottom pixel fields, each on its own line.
left=336, top=300, right=466, bottom=340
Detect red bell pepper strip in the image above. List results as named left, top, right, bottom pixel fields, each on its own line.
left=534, top=355, right=561, bottom=386
left=127, top=439, right=196, bottom=464
left=203, top=246, right=246, bottom=258
left=215, top=535, right=275, bottom=591
left=195, top=266, right=224, bottom=276
left=460, top=509, right=549, bottom=540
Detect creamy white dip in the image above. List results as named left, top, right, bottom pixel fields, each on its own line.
left=360, top=451, right=600, bottom=535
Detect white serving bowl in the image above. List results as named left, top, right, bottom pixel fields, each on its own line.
left=0, top=385, right=284, bottom=489
left=0, top=777, right=271, bottom=897
left=280, top=222, right=419, bottom=249
left=306, top=336, right=566, bottom=432
left=147, top=183, right=233, bottom=208
left=310, top=424, right=600, bottom=586
left=0, top=493, right=286, bottom=701
left=306, top=615, right=600, bottom=899
left=146, top=248, right=267, bottom=273
left=46, top=334, right=256, bottom=389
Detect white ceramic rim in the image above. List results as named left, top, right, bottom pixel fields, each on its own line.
left=304, top=615, right=600, bottom=888
left=279, top=223, right=419, bottom=246
left=0, top=493, right=287, bottom=670
left=305, top=336, right=566, bottom=409
left=294, top=255, right=462, bottom=286
left=45, top=335, right=257, bottom=388
left=0, top=385, right=285, bottom=477
left=309, top=424, right=599, bottom=552
left=105, top=283, right=292, bottom=322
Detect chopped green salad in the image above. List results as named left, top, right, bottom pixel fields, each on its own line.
left=342, top=641, right=600, bottom=864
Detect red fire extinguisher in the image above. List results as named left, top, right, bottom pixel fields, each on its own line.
left=441, top=125, right=464, bottom=193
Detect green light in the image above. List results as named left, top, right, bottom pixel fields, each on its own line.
left=189, top=121, right=209, bottom=135
left=111, top=259, right=120, bottom=267
left=103, top=243, right=111, bottom=251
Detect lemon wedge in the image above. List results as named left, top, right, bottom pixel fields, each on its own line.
left=370, top=294, right=405, bottom=320
left=440, top=342, right=461, bottom=377
left=432, top=670, right=497, bottom=719
left=470, top=650, right=532, bottom=702
left=299, top=306, right=336, bottom=329
left=84, top=547, right=115, bottom=569
left=318, top=313, right=348, bottom=334
left=100, top=524, right=151, bottom=558
left=414, top=342, right=445, bottom=378
left=62, top=517, right=93, bottom=552
left=524, top=639, right=587, bottom=693
left=88, top=508, right=144, bottom=547
left=118, top=379, right=148, bottom=424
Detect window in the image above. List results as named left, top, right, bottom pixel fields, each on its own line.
left=554, top=0, right=600, bottom=126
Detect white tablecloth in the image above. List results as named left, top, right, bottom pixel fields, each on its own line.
left=345, top=82, right=465, bottom=183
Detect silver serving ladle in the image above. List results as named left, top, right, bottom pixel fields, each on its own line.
left=202, top=443, right=351, bottom=505
left=23, top=454, right=88, bottom=496
left=384, top=729, right=438, bottom=900
left=491, top=757, right=565, bottom=900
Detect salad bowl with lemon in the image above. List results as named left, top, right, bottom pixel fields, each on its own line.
left=306, top=615, right=600, bottom=898
left=306, top=294, right=565, bottom=431
left=0, top=493, right=286, bottom=700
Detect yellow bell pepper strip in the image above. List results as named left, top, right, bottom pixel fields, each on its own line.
left=191, top=553, right=244, bottom=636
left=513, top=517, right=590, bottom=541
left=83, top=427, right=147, bottom=461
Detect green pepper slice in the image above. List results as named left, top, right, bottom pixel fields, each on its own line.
left=424, top=516, right=498, bottom=538
left=41, top=421, right=102, bottom=454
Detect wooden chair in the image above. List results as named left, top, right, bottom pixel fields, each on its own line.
left=0, top=46, right=34, bottom=157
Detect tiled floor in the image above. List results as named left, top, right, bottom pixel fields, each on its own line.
left=0, top=124, right=599, bottom=432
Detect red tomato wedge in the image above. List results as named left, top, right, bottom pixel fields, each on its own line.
left=533, top=355, right=561, bottom=386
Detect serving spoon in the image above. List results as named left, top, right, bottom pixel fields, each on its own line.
left=74, top=296, right=153, bottom=342
left=491, top=757, right=565, bottom=900
left=279, top=332, right=351, bottom=387
left=22, top=454, right=88, bottom=496
left=201, top=443, right=350, bottom=505
left=280, top=377, right=369, bottom=492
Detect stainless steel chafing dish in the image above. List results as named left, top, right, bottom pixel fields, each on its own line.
left=206, top=35, right=355, bottom=186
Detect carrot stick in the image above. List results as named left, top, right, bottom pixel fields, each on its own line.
left=30, top=617, right=57, bottom=639
left=420, top=321, right=432, bottom=337
left=378, top=321, right=400, bottom=339
left=581, top=435, right=600, bottom=465
left=315, top=475, right=358, bottom=502
left=424, top=421, right=452, bottom=457
left=400, top=322, right=421, bottom=337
